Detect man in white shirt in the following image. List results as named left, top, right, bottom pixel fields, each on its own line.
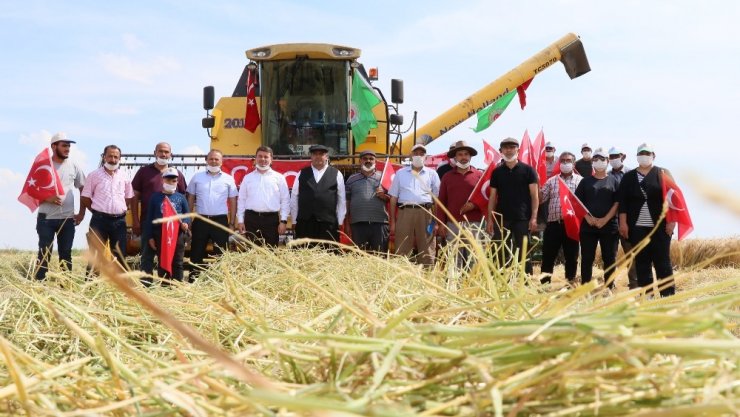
left=236, top=146, right=290, bottom=246
left=290, top=144, right=346, bottom=243
left=186, top=149, right=238, bottom=278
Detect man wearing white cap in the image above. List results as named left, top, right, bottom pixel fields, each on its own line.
left=617, top=143, right=675, bottom=296
left=607, top=145, right=636, bottom=288
left=575, top=143, right=593, bottom=178
left=389, top=143, right=441, bottom=266
left=33, top=132, right=86, bottom=280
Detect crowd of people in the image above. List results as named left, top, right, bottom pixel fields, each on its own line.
left=31, top=133, right=678, bottom=296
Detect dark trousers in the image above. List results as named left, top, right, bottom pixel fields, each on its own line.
left=629, top=226, right=675, bottom=296
left=149, top=232, right=186, bottom=284
left=580, top=227, right=618, bottom=287
left=295, top=219, right=339, bottom=244
left=88, top=213, right=128, bottom=269
left=140, top=231, right=156, bottom=274
left=493, top=219, right=533, bottom=274
left=244, top=210, right=280, bottom=246
left=620, top=237, right=639, bottom=289
left=350, top=222, right=389, bottom=253
left=189, top=215, right=230, bottom=276
left=540, top=221, right=579, bottom=283
left=35, top=214, right=75, bottom=280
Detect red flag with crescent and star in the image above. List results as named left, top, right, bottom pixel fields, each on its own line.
left=244, top=66, right=261, bottom=133
left=160, top=196, right=180, bottom=275
left=483, top=139, right=502, bottom=166
left=558, top=177, right=589, bottom=241
left=661, top=171, right=693, bottom=240
left=18, top=148, right=65, bottom=212
left=468, top=162, right=497, bottom=215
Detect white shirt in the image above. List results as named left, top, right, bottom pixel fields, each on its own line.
left=236, top=168, right=290, bottom=222
left=289, top=165, right=346, bottom=224
left=186, top=170, right=238, bottom=216
left=388, top=166, right=440, bottom=204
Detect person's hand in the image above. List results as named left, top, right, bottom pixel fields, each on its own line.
left=44, top=195, right=63, bottom=205
left=437, top=225, right=447, bottom=238
left=148, top=238, right=156, bottom=250
left=585, top=215, right=595, bottom=227
left=132, top=223, right=141, bottom=236
left=529, top=218, right=538, bottom=233
left=459, top=202, right=475, bottom=215
left=238, top=222, right=246, bottom=234
left=486, top=218, right=494, bottom=235
left=666, top=221, right=676, bottom=237
left=74, top=212, right=85, bottom=225
left=181, top=222, right=189, bottom=232
left=375, top=188, right=388, bottom=200
left=619, top=222, right=629, bottom=239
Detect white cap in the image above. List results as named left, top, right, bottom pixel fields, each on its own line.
left=593, top=147, right=609, bottom=158
left=51, top=132, right=76, bottom=144
left=636, top=143, right=654, bottom=153
left=161, top=167, right=179, bottom=178
left=581, top=143, right=591, bottom=150
left=545, top=141, right=555, bottom=149
left=411, top=144, right=427, bottom=153
left=608, top=146, right=623, bottom=156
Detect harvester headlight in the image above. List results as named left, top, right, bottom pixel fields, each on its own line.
left=332, top=48, right=355, bottom=57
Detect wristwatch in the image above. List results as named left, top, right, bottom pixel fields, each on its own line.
left=280, top=220, right=288, bottom=224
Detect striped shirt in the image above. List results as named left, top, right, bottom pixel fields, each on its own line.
left=635, top=172, right=654, bottom=227
left=346, top=171, right=388, bottom=224
left=81, top=167, right=133, bottom=215
left=540, top=174, right=583, bottom=222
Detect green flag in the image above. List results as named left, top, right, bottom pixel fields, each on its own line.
left=350, top=69, right=382, bottom=146
left=473, top=90, right=517, bottom=133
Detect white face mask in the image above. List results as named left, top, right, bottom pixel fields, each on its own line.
left=582, top=151, right=592, bottom=159
left=502, top=154, right=517, bottom=163
left=255, top=163, right=270, bottom=172
left=449, top=159, right=457, bottom=167
left=545, top=151, right=554, bottom=158
left=361, top=164, right=375, bottom=173
left=411, top=155, right=425, bottom=168
left=636, top=155, right=653, bottom=167
left=162, top=183, right=177, bottom=193
left=206, top=165, right=221, bottom=173
left=609, top=159, right=623, bottom=169
left=156, top=157, right=169, bottom=166
left=456, top=161, right=470, bottom=170
left=560, top=163, right=574, bottom=174
left=592, top=160, right=608, bottom=171
left=104, top=162, right=119, bottom=171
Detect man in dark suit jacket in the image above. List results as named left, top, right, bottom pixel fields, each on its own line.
left=289, top=145, right=347, bottom=241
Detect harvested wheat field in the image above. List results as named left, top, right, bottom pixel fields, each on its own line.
left=0, top=236, right=738, bottom=416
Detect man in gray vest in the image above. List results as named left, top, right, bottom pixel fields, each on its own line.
left=345, top=150, right=389, bottom=252
left=290, top=144, right=346, bottom=242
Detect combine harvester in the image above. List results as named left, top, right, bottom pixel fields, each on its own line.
left=122, top=33, right=590, bottom=252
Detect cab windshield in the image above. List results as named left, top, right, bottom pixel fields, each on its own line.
left=260, top=59, right=349, bottom=156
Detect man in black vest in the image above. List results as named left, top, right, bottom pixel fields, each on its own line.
left=289, top=144, right=347, bottom=242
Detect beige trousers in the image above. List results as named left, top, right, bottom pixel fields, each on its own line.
left=394, top=207, right=435, bottom=266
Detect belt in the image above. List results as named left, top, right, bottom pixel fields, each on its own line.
left=201, top=214, right=228, bottom=219
left=90, top=209, right=126, bottom=219
left=245, top=210, right=279, bottom=217
left=547, top=220, right=564, bottom=224
left=398, top=203, right=432, bottom=210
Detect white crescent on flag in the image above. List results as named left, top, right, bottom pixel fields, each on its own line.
left=33, top=165, right=56, bottom=189
left=666, top=189, right=685, bottom=211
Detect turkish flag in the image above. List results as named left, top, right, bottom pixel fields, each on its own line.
left=517, top=78, right=534, bottom=110
left=425, top=151, right=448, bottom=169
left=518, top=130, right=532, bottom=166
left=661, top=171, right=694, bottom=240
left=533, top=130, right=548, bottom=186
left=558, top=177, right=589, bottom=241
left=244, top=66, right=261, bottom=133
left=18, top=148, right=65, bottom=212
left=379, top=158, right=397, bottom=190
left=468, top=162, right=496, bottom=215
left=160, top=196, right=180, bottom=276
left=483, top=139, right=502, bottom=166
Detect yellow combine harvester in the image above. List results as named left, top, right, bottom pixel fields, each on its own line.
left=123, top=33, right=590, bottom=254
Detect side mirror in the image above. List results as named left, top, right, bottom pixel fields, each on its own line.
left=389, top=114, right=404, bottom=126
left=202, top=117, right=215, bottom=129
left=203, top=86, right=215, bottom=110
left=391, top=79, right=404, bottom=104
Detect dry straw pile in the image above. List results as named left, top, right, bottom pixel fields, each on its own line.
left=0, top=236, right=738, bottom=416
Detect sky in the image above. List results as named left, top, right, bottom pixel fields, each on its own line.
left=1, top=0, right=739, bottom=250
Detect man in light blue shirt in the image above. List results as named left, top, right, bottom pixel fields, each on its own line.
left=389, top=144, right=440, bottom=266
left=186, top=149, right=238, bottom=279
